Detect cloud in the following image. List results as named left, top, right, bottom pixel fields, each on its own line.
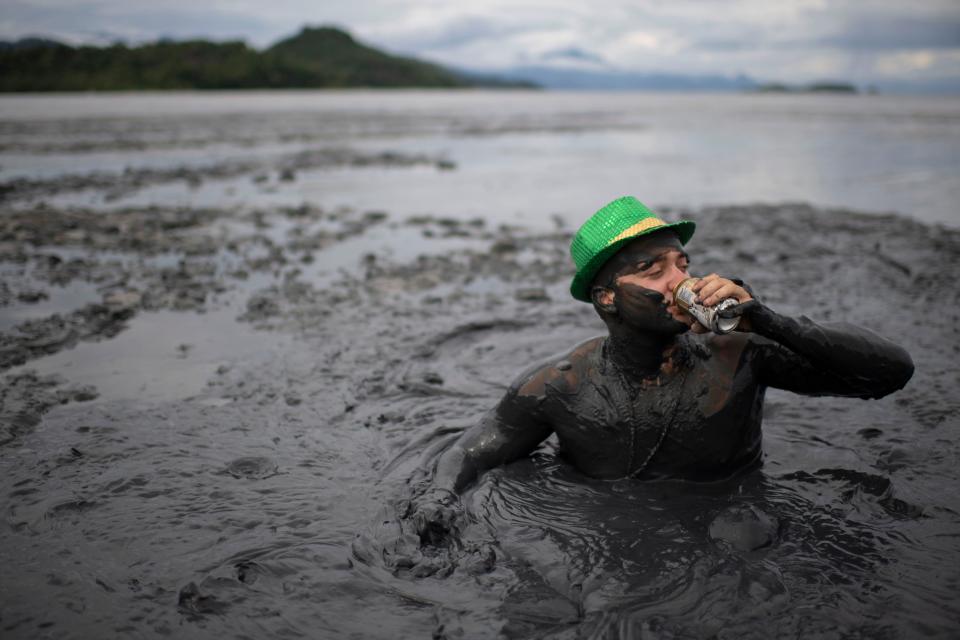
left=0, top=0, right=281, bottom=44
left=820, top=15, right=960, bottom=51
left=873, top=49, right=960, bottom=78
left=363, top=13, right=538, bottom=52
left=672, top=4, right=960, bottom=53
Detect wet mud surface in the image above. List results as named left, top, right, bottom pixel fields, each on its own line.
left=2, top=181, right=958, bottom=639
left=0, top=147, right=453, bottom=204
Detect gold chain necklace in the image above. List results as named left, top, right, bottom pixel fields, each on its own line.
left=611, top=351, right=692, bottom=479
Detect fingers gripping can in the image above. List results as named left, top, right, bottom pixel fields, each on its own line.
left=673, top=278, right=741, bottom=334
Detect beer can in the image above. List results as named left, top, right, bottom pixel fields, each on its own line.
left=672, top=278, right=741, bottom=334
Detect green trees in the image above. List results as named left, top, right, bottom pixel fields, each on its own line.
left=0, top=26, right=520, bottom=91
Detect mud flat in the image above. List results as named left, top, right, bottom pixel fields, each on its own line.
left=1, top=196, right=959, bottom=638
left=0, top=147, right=454, bottom=204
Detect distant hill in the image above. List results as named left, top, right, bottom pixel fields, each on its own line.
left=753, top=81, right=859, bottom=94
left=0, top=26, right=536, bottom=91
left=0, top=37, right=64, bottom=51
left=263, top=27, right=469, bottom=88
left=478, top=65, right=758, bottom=92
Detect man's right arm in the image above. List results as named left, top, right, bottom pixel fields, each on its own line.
left=410, top=363, right=556, bottom=545
left=431, top=364, right=556, bottom=495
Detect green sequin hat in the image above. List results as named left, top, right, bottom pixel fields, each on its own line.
left=569, top=196, right=695, bottom=302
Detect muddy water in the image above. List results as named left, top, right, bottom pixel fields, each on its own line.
left=1, top=92, right=960, bottom=638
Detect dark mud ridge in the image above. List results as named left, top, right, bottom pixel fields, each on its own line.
left=0, top=146, right=454, bottom=203
left=1, top=201, right=958, bottom=638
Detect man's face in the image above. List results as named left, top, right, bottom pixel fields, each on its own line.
left=593, top=231, right=693, bottom=334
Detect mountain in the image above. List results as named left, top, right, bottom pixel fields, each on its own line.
left=263, top=27, right=467, bottom=88
left=0, top=26, right=534, bottom=91
left=479, top=65, right=758, bottom=91
left=0, top=38, right=266, bottom=91
left=753, top=81, right=858, bottom=94
left=0, top=37, right=64, bottom=51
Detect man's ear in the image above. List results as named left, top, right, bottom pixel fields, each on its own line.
left=591, top=286, right=616, bottom=313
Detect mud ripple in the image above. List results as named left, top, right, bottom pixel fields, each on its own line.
left=223, top=456, right=279, bottom=480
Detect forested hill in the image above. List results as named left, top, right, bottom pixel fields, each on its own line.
left=0, top=26, right=536, bottom=91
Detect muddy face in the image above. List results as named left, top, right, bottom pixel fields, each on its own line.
left=613, top=280, right=690, bottom=335
left=593, top=230, right=693, bottom=335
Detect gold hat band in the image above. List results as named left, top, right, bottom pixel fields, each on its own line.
left=607, top=217, right=667, bottom=246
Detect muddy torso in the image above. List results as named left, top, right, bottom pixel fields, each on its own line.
left=541, top=335, right=765, bottom=480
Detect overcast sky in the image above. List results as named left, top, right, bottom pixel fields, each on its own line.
left=3, top=0, right=959, bottom=85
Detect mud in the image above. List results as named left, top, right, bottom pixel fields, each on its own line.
left=0, top=201, right=404, bottom=368
left=1, top=197, right=959, bottom=639
left=0, top=147, right=453, bottom=204
left=0, top=371, right=97, bottom=446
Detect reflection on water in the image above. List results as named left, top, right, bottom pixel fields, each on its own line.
left=1, top=91, right=959, bottom=227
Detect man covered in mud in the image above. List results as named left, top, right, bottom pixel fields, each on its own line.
left=411, top=196, right=914, bottom=542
